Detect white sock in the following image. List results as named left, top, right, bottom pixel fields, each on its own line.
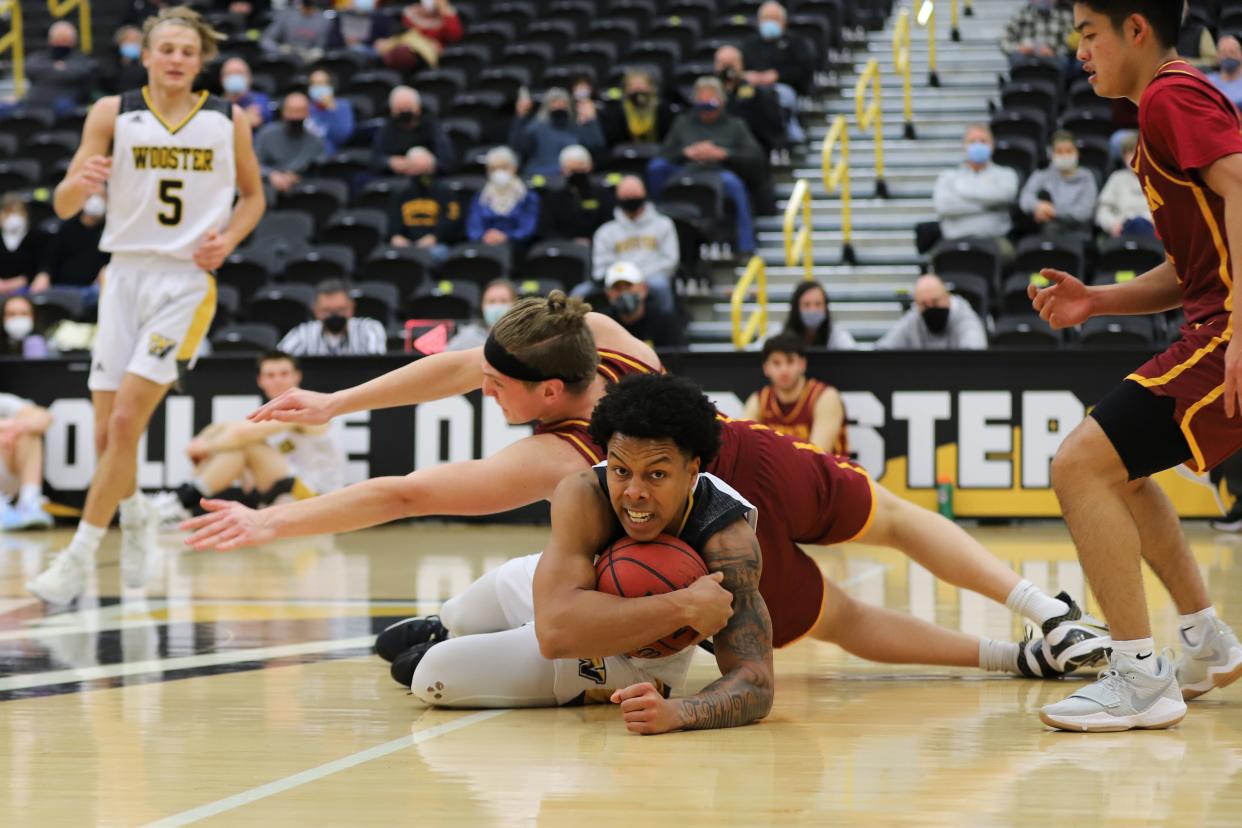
left=18, top=484, right=42, bottom=509
left=979, top=639, right=1021, bottom=674
left=1005, top=579, right=1070, bottom=628
left=66, top=522, right=107, bottom=561
left=1111, top=637, right=1158, bottom=674
left=119, top=491, right=147, bottom=522
left=1178, top=606, right=1217, bottom=648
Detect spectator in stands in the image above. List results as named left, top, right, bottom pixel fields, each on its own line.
left=876, top=274, right=986, bottom=351
left=999, top=0, right=1076, bottom=65
left=466, top=147, right=540, bottom=256
left=261, top=0, right=335, bottom=63
left=220, top=58, right=272, bottom=131
left=1019, top=130, right=1098, bottom=239
left=741, top=2, right=814, bottom=144
left=743, top=332, right=848, bottom=454
left=1208, top=36, right=1242, bottom=108
left=781, top=280, right=856, bottom=350
left=0, top=295, right=52, bottom=358
left=306, top=69, right=355, bottom=155
left=43, top=192, right=108, bottom=306
left=648, top=77, right=763, bottom=256
left=380, top=0, right=463, bottom=72
left=374, top=86, right=456, bottom=174
left=589, top=176, right=678, bottom=314
left=256, top=92, right=326, bottom=195
left=571, top=74, right=598, bottom=106
left=279, top=279, right=388, bottom=356
left=25, top=22, right=96, bottom=113
left=600, top=68, right=677, bottom=147
left=101, top=26, right=147, bottom=96
left=933, top=123, right=1020, bottom=259
left=446, top=279, right=519, bottom=351
left=0, top=392, right=53, bottom=530
left=508, top=88, right=606, bottom=179
left=603, top=261, right=685, bottom=348
left=1096, top=132, right=1154, bottom=239
left=538, top=145, right=615, bottom=243
left=0, top=196, right=50, bottom=295
left=332, top=0, right=394, bottom=55
left=714, top=45, right=787, bottom=154
left=388, top=148, right=465, bottom=263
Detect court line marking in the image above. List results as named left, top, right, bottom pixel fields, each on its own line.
left=143, top=709, right=510, bottom=827
left=0, top=635, right=376, bottom=693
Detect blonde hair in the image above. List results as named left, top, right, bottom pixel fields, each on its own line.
left=492, top=290, right=599, bottom=392
left=142, top=6, right=225, bottom=62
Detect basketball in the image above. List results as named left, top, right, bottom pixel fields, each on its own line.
left=595, top=534, right=710, bottom=659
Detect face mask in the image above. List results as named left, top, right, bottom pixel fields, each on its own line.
left=696, top=100, right=721, bottom=113
left=922, top=305, right=950, bottom=334
left=627, top=91, right=651, bottom=108
left=759, top=20, right=782, bottom=40
left=2, top=215, right=26, bottom=235
left=421, top=0, right=437, bottom=11
left=1053, top=154, right=1078, bottom=173
left=50, top=45, right=73, bottom=60
left=395, top=110, right=418, bottom=126
left=309, top=84, right=333, bottom=103
left=549, top=109, right=570, bottom=128
left=482, top=303, right=511, bottom=327
left=120, top=42, right=141, bottom=60
left=573, top=85, right=592, bottom=100
left=799, top=308, right=825, bottom=329
left=965, top=141, right=992, bottom=165
left=718, top=67, right=739, bottom=84
left=618, top=197, right=644, bottom=215
left=83, top=195, right=107, bottom=217
left=222, top=74, right=249, bottom=95
left=1223, top=57, right=1242, bottom=74
left=285, top=118, right=305, bottom=134
left=567, top=171, right=591, bottom=189
left=353, top=0, right=376, bottom=11
left=612, top=291, right=641, bottom=316
left=4, top=316, right=33, bottom=341
left=490, top=169, right=513, bottom=187
left=323, top=313, right=348, bottom=334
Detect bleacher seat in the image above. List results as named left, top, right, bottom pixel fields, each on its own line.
left=931, top=237, right=1004, bottom=294
left=310, top=150, right=373, bottom=190
left=941, top=272, right=990, bottom=318
left=247, top=283, right=316, bottom=333
left=30, top=288, right=84, bottom=327
left=280, top=179, right=349, bottom=229
left=514, top=277, right=565, bottom=298
left=1059, top=108, right=1116, bottom=143
left=477, top=65, right=534, bottom=102
left=217, top=246, right=281, bottom=301
left=212, top=322, right=280, bottom=352
left=526, top=20, right=577, bottom=59
left=347, top=69, right=405, bottom=114
left=23, top=132, right=77, bottom=171
left=350, top=281, right=401, bottom=327
left=2, top=109, right=55, bottom=147
left=321, top=208, right=388, bottom=264
left=407, top=279, right=482, bottom=319
left=1007, top=60, right=1064, bottom=100
left=990, top=314, right=1061, bottom=349
left=1097, top=235, right=1166, bottom=277
left=1000, top=81, right=1059, bottom=123
left=1012, top=236, right=1086, bottom=286
left=992, top=137, right=1039, bottom=184
left=588, top=18, right=642, bottom=54
left=283, top=244, right=357, bottom=284
left=414, top=68, right=469, bottom=112
left=253, top=210, right=315, bottom=245
left=1000, top=273, right=1040, bottom=315
left=1074, top=135, right=1111, bottom=187
left=449, top=92, right=510, bottom=143
left=1080, top=316, right=1157, bottom=348
left=442, top=242, right=511, bottom=286
left=0, top=160, right=41, bottom=192
left=524, top=240, right=592, bottom=289
left=991, top=111, right=1048, bottom=158
left=439, top=44, right=491, bottom=82
left=212, top=283, right=241, bottom=333
left=361, top=245, right=433, bottom=298
left=566, top=41, right=621, bottom=85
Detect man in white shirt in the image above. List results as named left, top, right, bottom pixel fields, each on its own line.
left=933, top=124, right=1020, bottom=259
left=278, top=278, right=387, bottom=356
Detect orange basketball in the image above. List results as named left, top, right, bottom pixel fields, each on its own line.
left=595, top=534, right=710, bottom=658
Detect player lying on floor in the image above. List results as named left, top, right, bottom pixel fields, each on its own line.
left=183, top=293, right=1107, bottom=678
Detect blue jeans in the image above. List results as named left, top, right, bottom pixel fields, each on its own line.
left=646, top=158, right=756, bottom=253
left=772, top=83, right=805, bottom=144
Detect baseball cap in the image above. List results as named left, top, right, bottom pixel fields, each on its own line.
left=604, top=261, right=644, bottom=288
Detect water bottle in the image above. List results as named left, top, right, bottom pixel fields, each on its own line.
left=936, top=475, right=954, bottom=521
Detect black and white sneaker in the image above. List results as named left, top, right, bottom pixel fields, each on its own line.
left=375, top=615, right=448, bottom=663
left=1041, top=591, right=1111, bottom=674
left=1017, top=631, right=1064, bottom=678
left=1212, top=503, right=1242, bottom=533
left=391, top=640, right=442, bottom=688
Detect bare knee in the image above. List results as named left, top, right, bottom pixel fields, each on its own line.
left=1050, top=419, right=1128, bottom=495
left=105, top=405, right=149, bottom=450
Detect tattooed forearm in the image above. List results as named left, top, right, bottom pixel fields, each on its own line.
left=675, top=660, right=773, bottom=730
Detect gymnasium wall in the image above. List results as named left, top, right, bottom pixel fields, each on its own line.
left=1, top=350, right=1225, bottom=519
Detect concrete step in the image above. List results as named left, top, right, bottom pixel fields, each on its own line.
left=808, top=111, right=995, bottom=135
left=687, top=319, right=891, bottom=344
left=715, top=301, right=906, bottom=325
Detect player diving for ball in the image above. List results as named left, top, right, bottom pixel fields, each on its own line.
left=183, top=292, right=1108, bottom=682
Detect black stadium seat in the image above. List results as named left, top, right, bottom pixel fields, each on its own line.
left=361, top=245, right=432, bottom=297
left=218, top=246, right=282, bottom=300
left=283, top=244, right=356, bottom=284
left=212, top=322, right=280, bottom=352
left=350, top=281, right=401, bottom=327
left=246, top=283, right=316, bottom=333
left=321, top=208, right=388, bottom=264
left=407, top=279, right=481, bottom=319
left=524, top=240, right=592, bottom=290
left=990, top=313, right=1061, bottom=349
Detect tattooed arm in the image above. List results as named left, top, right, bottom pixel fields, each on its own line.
left=611, top=518, right=774, bottom=734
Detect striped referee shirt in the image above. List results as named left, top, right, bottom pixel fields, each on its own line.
left=278, top=317, right=388, bottom=356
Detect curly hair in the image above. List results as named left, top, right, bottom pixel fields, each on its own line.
left=588, top=373, right=722, bottom=465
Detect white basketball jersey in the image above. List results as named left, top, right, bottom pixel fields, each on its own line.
left=267, top=424, right=346, bottom=494
left=101, top=88, right=236, bottom=260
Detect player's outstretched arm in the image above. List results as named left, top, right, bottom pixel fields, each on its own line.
left=1027, top=261, right=1181, bottom=328
left=182, top=433, right=587, bottom=550
left=810, top=386, right=845, bottom=453
left=612, top=520, right=774, bottom=735
left=534, top=472, right=735, bottom=659
left=54, top=97, right=118, bottom=219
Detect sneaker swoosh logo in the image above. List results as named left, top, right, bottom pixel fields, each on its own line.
left=1136, top=652, right=1153, bottom=660
left=1131, top=681, right=1171, bottom=712
left=1181, top=626, right=1195, bottom=634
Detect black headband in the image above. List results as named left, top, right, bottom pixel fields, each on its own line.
left=484, top=332, right=580, bottom=383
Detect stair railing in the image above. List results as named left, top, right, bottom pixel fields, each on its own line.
left=950, top=0, right=974, bottom=42
left=730, top=256, right=768, bottom=350
left=48, top=0, right=92, bottom=54
left=854, top=58, right=887, bottom=199
left=0, top=0, right=25, bottom=96
left=892, top=8, right=916, bottom=139
left=783, top=178, right=814, bottom=282
left=822, top=113, right=854, bottom=264
left=915, top=0, right=940, bottom=86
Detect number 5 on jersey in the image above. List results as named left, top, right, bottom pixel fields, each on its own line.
left=158, top=179, right=184, bottom=226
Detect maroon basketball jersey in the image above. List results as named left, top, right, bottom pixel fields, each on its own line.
left=757, top=379, right=850, bottom=456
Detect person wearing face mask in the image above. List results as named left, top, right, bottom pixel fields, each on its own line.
left=374, top=86, right=456, bottom=175
left=876, top=274, right=986, bottom=351
left=1096, top=132, right=1155, bottom=240
left=740, top=2, right=814, bottom=143
left=602, top=262, right=685, bottom=348
left=42, top=192, right=111, bottom=307
left=587, top=176, right=678, bottom=315
left=220, top=57, right=272, bottom=130
left=388, top=148, right=466, bottom=264
left=0, top=295, right=52, bottom=359
left=255, top=92, right=327, bottom=194
left=378, top=0, right=462, bottom=71
left=330, top=0, right=394, bottom=55
left=25, top=22, right=98, bottom=112
left=538, top=145, right=615, bottom=243
left=446, top=279, right=520, bottom=351
left=0, top=195, right=51, bottom=295
left=260, top=0, right=336, bottom=63
left=779, top=280, right=856, bottom=350
left=714, top=45, right=787, bottom=154
left=1000, top=0, right=1076, bottom=64
left=466, top=147, right=541, bottom=258
left=279, top=279, right=388, bottom=356
left=1019, top=129, right=1099, bottom=239
left=1208, top=35, right=1242, bottom=108
left=508, top=88, right=606, bottom=179
left=600, top=69, right=676, bottom=147
left=101, top=26, right=148, bottom=96
left=933, top=123, right=1020, bottom=259
left=0, top=390, right=54, bottom=531
left=305, top=69, right=355, bottom=155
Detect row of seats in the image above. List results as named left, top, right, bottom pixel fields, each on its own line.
left=987, top=312, right=1178, bottom=350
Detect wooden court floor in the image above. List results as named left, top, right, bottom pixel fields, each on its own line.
left=2, top=521, right=1242, bottom=826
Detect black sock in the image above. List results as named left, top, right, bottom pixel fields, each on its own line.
left=259, top=477, right=296, bottom=505
left=176, top=482, right=205, bottom=513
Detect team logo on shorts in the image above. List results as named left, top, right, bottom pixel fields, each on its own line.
left=148, top=333, right=177, bottom=359
left=577, top=657, right=607, bottom=685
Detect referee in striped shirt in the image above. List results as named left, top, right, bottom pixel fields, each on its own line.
left=278, top=279, right=388, bottom=356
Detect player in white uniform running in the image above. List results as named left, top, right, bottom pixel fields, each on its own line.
left=27, top=6, right=264, bottom=605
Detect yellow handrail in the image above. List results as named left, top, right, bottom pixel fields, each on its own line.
left=48, top=0, right=92, bottom=54
left=854, top=57, right=887, bottom=198
left=892, top=8, right=916, bottom=140
left=730, top=256, right=767, bottom=350
left=782, top=178, right=813, bottom=282
left=0, top=0, right=25, bottom=97
left=916, top=0, right=940, bottom=86
left=821, top=114, right=854, bottom=264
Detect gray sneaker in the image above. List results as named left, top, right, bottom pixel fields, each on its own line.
left=1039, top=652, right=1187, bottom=732
left=1176, top=618, right=1242, bottom=700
